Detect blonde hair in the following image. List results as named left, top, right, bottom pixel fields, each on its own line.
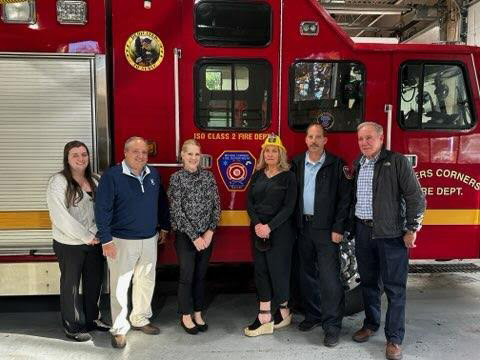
left=256, top=145, right=290, bottom=172
left=181, top=139, right=201, bottom=153
left=180, top=139, right=202, bottom=165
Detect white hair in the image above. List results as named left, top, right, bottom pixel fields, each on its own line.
left=124, top=136, right=147, bottom=151
left=357, top=122, right=384, bottom=135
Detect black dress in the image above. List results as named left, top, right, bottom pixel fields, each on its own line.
left=246, top=170, right=297, bottom=304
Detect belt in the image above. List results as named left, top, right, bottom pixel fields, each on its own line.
left=303, top=215, right=314, bottom=222
left=356, top=217, right=373, bottom=227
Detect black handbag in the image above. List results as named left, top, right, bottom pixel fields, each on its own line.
left=254, top=233, right=271, bottom=252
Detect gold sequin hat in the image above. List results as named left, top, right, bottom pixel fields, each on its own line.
left=261, top=133, right=286, bottom=151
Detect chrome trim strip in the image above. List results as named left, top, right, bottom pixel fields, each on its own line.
left=385, top=104, right=392, bottom=150
left=174, top=48, right=181, bottom=160
left=149, top=163, right=183, bottom=168
left=470, top=53, right=480, bottom=97
left=0, top=52, right=96, bottom=59
left=94, top=54, right=110, bottom=172
left=277, top=0, right=284, bottom=135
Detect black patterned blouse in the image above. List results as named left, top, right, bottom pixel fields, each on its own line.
left=167, top=168, right=221, bottom=241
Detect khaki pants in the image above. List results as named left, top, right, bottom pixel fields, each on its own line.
left=107, top=234, right=158, bottom=335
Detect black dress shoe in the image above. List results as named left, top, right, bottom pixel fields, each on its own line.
left=298, top=319, right=322, bottom=332
left=86, top=319, right=111, bottom=332
left=193, top=319, right=208, bottom=332
left=324, top=332, right=340, bottom=347
left=180, top=319, right=199, bottom=335
left=65, top=330, right=92, bottom=342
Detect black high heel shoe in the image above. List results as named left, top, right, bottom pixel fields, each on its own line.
left=180, top=317, right=199, bottom=335
left=193, top=319, right=208, bottom=332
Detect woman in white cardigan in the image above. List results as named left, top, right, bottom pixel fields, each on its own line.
left=47, top=141, right=109, bottom=342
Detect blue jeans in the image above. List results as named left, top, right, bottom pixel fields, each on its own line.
left=355, top=221, right=408, bottom=345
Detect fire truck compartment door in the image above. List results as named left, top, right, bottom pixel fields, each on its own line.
left=0, top=53, right=109, bottom=255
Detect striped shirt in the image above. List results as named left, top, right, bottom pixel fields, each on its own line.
left=355, top=152, right=380, bottom=220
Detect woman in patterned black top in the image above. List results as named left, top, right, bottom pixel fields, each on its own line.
left=244, top=134, right=297, bottom=337
left=167, top=139, right=220, bottom=335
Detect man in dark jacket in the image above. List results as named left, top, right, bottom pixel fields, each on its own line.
left=291, top=123, right=352, bottom=347
left=351, top=122, right=425, bottom=360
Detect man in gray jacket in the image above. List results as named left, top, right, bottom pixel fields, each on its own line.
left=351, top=122, right=425, bottom=360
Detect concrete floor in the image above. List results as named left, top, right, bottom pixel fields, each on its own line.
left=1, top=268, right=480, bottom=360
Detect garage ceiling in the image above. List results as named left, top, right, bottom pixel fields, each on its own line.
left=318, top=0, right=464, bottom=42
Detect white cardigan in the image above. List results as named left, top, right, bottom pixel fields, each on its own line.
left=46, top=173, right=98, bottom=246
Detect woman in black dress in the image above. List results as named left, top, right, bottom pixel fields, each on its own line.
left=244, top=134, right=297, bottom=337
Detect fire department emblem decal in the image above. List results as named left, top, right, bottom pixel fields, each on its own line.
left=343, top=165, right=353, bottom=180
left=317, top=112, right=334, bottom=130
left=217, top=151, right=256, bottom=192
left=125, top=31, right=164, bottom=71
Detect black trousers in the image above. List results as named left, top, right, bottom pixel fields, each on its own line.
left=53, top=240, right=104, bottom=333
left=252, top=221, right=294, bottom=306
left=174, top=231, right=213, bottom=315
left=298, top=222, right=345, bottom=334
left=355, top=221, right=408, bottom=345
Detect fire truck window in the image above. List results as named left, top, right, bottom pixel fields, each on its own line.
left=399, top=62, right=474, bottom=130
left=399, top=64, right=422, bottom=128
left=196, top=61, right=271, bottom=130
left=205, top=66, right=249, bottom=91
left=195, top=2, right=271, bottom=47
left=289, top=62, right=364, bottom=132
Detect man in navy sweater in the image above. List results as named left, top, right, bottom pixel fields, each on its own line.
left=95, top=136, right=170, bottom=349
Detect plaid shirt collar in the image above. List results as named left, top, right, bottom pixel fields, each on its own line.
left=359, top=150, right=381, bottom=166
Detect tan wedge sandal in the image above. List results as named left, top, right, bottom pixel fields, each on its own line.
left=273, top=304, right=292, bottom=329
left=244, top=310, right=274, bottom=337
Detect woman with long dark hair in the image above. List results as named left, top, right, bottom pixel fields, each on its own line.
left=47, top=140, right=109, bottom=341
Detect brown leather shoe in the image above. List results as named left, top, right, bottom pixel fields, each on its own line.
left=111, top=334, right=126, bottom=349
left=386, top=342, right=402, bottom=360
left=352, top=327, right=376, bottom=343
left=131, top=323, right=160, bottom=335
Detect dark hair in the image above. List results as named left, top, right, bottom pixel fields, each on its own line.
left=61, top=141, right=97, bottom=208
left=305, top=121, right=326, bottom=136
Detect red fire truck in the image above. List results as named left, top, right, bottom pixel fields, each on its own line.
left=0, top=0, right=479, bottom=297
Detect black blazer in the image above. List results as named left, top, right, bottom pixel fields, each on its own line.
left=291, top=151, right=352, bottom=233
